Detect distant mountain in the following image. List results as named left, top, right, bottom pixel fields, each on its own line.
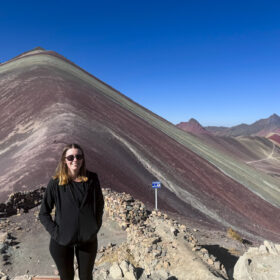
left=176, top=118, right=210, bottom=134
left=176, top=114, right=280, bottom=181
left=1, top=48, right=280, bottom=242
left=205, top=114, right=280, bottom=137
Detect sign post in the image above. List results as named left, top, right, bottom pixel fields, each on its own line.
left=152, top=181, right=161, bottom=210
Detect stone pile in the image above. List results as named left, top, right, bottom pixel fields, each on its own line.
left=233, top=240, right=280, bottom=280
left=95, top=188, right=227, bottom=280
left=102, top=188, right=149, bottom=230
left=0, top=188, right=44, bottom=218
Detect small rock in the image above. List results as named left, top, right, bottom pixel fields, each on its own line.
left=259, top=244, right=267, bottom=254
left=151, top=269, right=169, bottom=279
left=119, top=260, right=129, bottom=274
left=264, top=240, right=278, bottom=255
left=214, top=260, right=221, bottom=270
left=234, top=240, right=280, bottom=280
left=200, top=248, right=208, bottom=254
left=109, top=262, right=123, bottom=279
left=0, top=232, right=8, bottom=243
left=94, top=268, right=108, bottom=280
left=124, top=271, right=136, bottom=280
left=170, top=227, right=179, bottom=236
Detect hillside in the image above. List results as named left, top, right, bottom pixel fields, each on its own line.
left=1, top=48, right=280, bottom=242
left=176, top=118, right=280, bottom=179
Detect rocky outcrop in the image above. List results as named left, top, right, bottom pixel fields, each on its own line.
left=0, top=188, right=44, bottom=218
left=95, top=188, right=225, bottom=280
left=234, top=240, right=280, bottom=280
left=103, top=189, right=149, bottom=229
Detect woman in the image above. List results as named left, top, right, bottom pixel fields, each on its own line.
left=39, top=143, right=104, bottom=280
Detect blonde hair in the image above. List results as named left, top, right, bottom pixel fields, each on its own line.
left=53, top=143, right=88, bottom=185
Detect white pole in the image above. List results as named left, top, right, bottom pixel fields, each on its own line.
left=155, top=188, right=158, bottom=210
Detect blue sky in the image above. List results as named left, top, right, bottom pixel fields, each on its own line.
left=1, top=0, right=280, bottom=126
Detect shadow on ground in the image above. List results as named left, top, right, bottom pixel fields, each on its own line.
left=203, top=245, right=239, bottom=280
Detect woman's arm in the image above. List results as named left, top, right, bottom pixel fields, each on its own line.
left=94, top=174, right=104, bottom=230
left=39, top=179, right=58, bottom=239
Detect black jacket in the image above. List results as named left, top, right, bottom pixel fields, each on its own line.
left=39, top=170, right=104, bottom=246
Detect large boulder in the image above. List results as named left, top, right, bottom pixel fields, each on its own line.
left=234, top=240, right=280, bottom=280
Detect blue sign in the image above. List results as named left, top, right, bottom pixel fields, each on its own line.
left=152, top=181, right=161, bottom=188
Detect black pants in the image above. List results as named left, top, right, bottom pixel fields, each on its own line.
left=49, top=238, right=98, bottom=280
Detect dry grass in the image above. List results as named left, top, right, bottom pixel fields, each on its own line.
left=227, top=247, right=243, bottom=256
left=95, top=245, right=138, bottom=267
left=227, top=227, right=243, bottom=243
left=95, top=251, right=119, bottom=265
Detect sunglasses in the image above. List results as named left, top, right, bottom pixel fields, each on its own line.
left=65, top=154, right=83, bottom=161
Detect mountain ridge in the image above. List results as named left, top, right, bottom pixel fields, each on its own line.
left=204, top=113, right=280, bottom=137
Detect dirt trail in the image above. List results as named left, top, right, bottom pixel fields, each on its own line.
left=246, top=143, right=278, bottom=164
left=0, top=206, right=126, bottom=278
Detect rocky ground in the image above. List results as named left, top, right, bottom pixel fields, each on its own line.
left=0, top=188, right=259, bottom=280
left=0, top=208, right=126, bottom=278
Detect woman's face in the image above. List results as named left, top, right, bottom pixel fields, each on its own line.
left=65, top=148, right=83, bottom=175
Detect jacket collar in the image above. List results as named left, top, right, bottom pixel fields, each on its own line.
left=68, top=178, right=91, bottom=209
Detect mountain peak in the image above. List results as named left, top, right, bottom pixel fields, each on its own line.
left=176, top=118, right=209, bottom=134
left=6, top=47, right=47, bottom=62
left=188, top=118, right=200, bottom=124
left=269, top=113, right=280, bottom=120
left=20, top=47, right=46, bottom=56
left=32, top=46, right=45, bottom=51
